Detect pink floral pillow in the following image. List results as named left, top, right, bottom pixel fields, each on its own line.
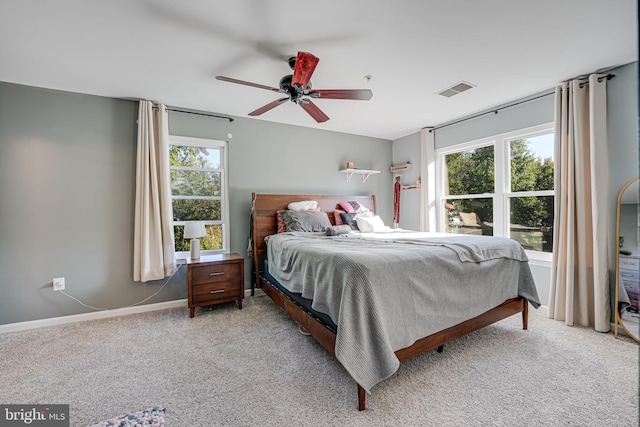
left=339, top=201, right=370, bottom=214
left=276, top=211, right=287, bottom=233
left=339, top=202, right=355, bottom=213
left=334, top=209, right=346, bottom=225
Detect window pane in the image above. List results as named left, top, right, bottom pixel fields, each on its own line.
left=169, top=145, right=221, bottom=168
left=175, top=224, right=223, bottom=251
left=445, top=145, right=494, bottom=195
left=510, top=134, right=554, bottom=192
left=172, top=199, right=221, bottom=221
left=444, top=198, right=493, bottom=236
left=171, top=170, right=221, bottom=197
left=510, top=196, right=554, bottom=252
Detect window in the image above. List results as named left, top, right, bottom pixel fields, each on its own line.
left=436, top=123, right=554, bottom=261
left=169, top=136, right=229, bottom=257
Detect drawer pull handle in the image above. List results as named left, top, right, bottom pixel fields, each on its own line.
left=209, top=289, right=225, bottom=294
left=209, top=272, right=225, bottom=276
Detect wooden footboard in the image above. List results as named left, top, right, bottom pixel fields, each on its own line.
left=260, top=274, right=529, bottom=411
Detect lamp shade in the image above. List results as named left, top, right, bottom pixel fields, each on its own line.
left=184, top=222, right=207, bottom=239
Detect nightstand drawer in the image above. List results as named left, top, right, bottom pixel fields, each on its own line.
left=191, top=280, right=241, bottom=304
left=187, top=253, right=245, bottom=317
left=191, top=263, right=241, bottom=285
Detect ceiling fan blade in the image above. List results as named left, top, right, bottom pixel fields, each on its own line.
left=291, top=52, right=319, bottom=89
left=248, top=98, right=288, bottom=116
left=299, top=99, right=329, bottom=123
left=216, top=76, right=282, bottom=93
left=307, top=89, right=373, bottom=101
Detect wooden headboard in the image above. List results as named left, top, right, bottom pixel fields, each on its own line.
left=250, top=193, right=377, bottom=290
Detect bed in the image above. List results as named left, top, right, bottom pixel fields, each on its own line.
left=250, top=193, right=541, bottom=410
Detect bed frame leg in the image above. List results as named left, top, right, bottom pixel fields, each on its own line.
left=358, top=385, right=366, bottom=411
left=522, top=299, right=529, bottom=330
left=437, top=345, right=444, bottom=353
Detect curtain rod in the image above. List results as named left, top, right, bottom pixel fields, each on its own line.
left=152, top=104, right=234, bottom=122
left=429, top=73, right=615, bottom=132
left=429, top=91, right=554, bottom=132
left=579, top=73, right=615, bottom=88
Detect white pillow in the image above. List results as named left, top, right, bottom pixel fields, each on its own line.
left=356, top=215, right=386, bottom=232
left=287, top=200, right=318, bottom=212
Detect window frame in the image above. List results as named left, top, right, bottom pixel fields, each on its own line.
left=168, top=135, right=230, bottom=259
left=435, top=123, right=555, bottom=264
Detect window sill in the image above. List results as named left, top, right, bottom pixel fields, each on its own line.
left=525, top=251, right=552, bottom=268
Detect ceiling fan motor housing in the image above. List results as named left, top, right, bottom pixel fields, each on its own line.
left=279, top=74, right=311, bottom=102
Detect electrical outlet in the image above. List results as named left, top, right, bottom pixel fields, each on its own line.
left=53, top=277, right=65, bottom=291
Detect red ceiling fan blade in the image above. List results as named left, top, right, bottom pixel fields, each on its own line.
left=307, top=89, right=373, bottom=101
left=299, top=99, right=329, bottom=123
left=248, top=98, right=288, bottom=116
left=291, top=52, right=319, bottom=90
left=216, top=76, right=283, bottom=93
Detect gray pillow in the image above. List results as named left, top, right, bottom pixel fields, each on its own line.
left=340, top=212, right=359, bottom=230
left=281, top=210, right=331, bottom=232
left=325, top=225, right=353, bottom=236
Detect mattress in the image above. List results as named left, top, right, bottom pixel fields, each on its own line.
left=263, top=260, right=337, bottom=333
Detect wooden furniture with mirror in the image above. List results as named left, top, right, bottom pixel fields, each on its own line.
left=614, top=176, right=639, bottom=343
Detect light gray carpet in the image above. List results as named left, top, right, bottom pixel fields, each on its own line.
left=0, top=295, right=638, bottom=427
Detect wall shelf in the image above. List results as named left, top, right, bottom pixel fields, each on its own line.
left=390, top=162, right=412, bottom=173
left=340, top=168, right=381, bottom=183
left=401, top=182, right=421, bottom=191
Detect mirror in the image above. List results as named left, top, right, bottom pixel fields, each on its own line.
left=615, top=176, right=639, bottom=342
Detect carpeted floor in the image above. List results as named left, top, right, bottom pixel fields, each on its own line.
left=0, top=295, right=638, bottom=426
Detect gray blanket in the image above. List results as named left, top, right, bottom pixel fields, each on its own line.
left=266, top=231, right=541, bottom=393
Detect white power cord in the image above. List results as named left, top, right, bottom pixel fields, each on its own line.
left=57, top=262, right=184, bottom=311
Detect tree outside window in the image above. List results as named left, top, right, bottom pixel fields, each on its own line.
left=440, top=127, right=554, bottom=254
left=169, top=137, right=228, bottom=255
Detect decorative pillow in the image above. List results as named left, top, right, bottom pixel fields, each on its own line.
left=280, top=210, right=331, bottom=232
left=333, top=209, right=346, bottom=225
left=356, top=215, right=386, bottom=233
left=287, top=200, right=318, bottom=212
left=340, top=212, right=357, bottom=230
left=339, top=202, right=355, bottom=213
left=276, top=211, right=287, bottom=233
left=340, top=211, right=375, bottom=230
left=325, top=225, right=353, bottom=236
left=342, top=201, right=370, bottom=214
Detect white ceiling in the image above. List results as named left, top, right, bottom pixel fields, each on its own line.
left=0, top=0, right=636, bottom=140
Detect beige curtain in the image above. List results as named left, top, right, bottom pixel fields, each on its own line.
left=133, top=101, right=176, bottom=282
left=548, top=74, right=610, bottom=332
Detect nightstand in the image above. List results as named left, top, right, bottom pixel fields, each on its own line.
left=187, top=253, right=244, bottom=318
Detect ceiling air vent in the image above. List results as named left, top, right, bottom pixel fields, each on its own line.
left=437, top=81, right=475, bottom=98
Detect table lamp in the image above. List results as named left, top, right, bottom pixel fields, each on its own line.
left=184, top=222, right=207, bottom=259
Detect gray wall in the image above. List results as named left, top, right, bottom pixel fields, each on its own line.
left=391, top=132, right=421, bottom=231
left=0, top=81, right=391, bottom=326
left=169, top=112, right=392, bottom=289
left=391, top=61, right=639, bottom=308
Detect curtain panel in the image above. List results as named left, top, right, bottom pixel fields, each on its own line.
left=133, top=101, right=176, bottom=282
left=548, top=74, right=610, bottom=332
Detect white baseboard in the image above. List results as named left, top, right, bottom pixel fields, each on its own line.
left=0, top=299, right=187, bottom=335
left=0, top=288, right=263, bottom=335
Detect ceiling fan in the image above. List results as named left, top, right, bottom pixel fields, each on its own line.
left=215, top=51, right=373, bottom=123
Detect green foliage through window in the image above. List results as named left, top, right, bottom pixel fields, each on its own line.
left=169, top=143, right=224, bottom=251
left=443, top=134, right=555, bottom=253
